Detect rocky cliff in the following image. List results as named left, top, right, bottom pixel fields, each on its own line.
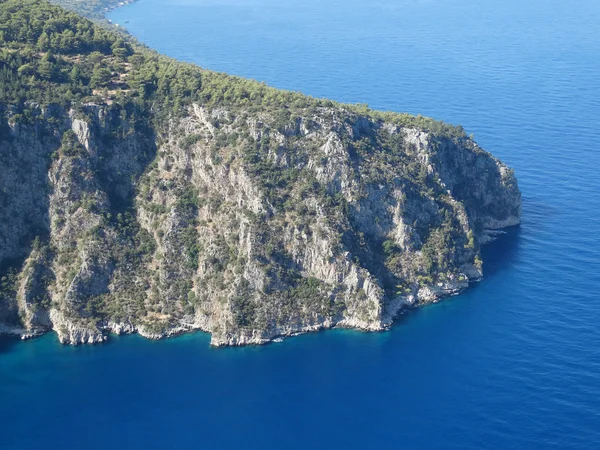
left=0, top=101, right=521, bottom=346
left=0, top=0, right=521, bottom=346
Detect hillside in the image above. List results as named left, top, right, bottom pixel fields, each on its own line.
left=0, top=0, right=521, bottom=346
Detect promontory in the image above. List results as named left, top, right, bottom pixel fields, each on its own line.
left=0, top=0, right=521, bottom=346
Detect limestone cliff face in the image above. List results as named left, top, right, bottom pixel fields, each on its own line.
left=0, top=102, right=521, bottom=346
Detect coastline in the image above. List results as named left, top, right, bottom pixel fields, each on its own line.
left=48, top=0, right=139, bottom=22
left=0, top=0, right=521, bottom=349
left=103, top=0, right=137, bottom=19
left=0, top=262, right=484, bottom=347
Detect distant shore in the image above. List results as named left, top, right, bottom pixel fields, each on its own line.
left=89, top=0, right=138, bottom=21
left=104, top=0, right=137, bottom=18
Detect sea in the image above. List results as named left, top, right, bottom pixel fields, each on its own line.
left=2, top=0, right=600, bottom=448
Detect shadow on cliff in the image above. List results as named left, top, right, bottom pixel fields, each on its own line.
left=390, top=224, right=522, bottom=329
left=92, top=103, right=159, bottom=214
left=0, top=109, right=57, bottom=327
left=480, top=225, right=522, bottom=279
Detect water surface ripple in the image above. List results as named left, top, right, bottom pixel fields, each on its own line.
left=2, top=0, right=600, bottom=448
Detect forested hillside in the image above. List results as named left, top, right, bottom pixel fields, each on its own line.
left=0, top=0, right=520, bottom=346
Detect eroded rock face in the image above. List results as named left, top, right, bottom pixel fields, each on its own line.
left=0, top=103, right=520, bottom=346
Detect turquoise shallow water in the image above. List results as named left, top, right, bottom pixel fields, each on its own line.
left=3, top=0, right=600, bottom=448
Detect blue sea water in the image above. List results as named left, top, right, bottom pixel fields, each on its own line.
left=2, top=0, right=600, bottom=448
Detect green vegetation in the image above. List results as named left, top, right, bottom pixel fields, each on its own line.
left=0, top=268, right=17, bottom=302
left=0, top=0, right=466, bottom=139
left=0, top=0, right=513, bottom=343
left=0, top=0, right=131, bottom=106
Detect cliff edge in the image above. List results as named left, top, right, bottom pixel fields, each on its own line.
left=0, top=0, right=520, bottom=346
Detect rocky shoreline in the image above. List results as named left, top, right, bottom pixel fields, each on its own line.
left=0, top=103, right=520, bottom=347
left=0, top=1, right=521, bottom=349
left=2, top=253, right=500, bottom=346
left=0, top=101, right=520, bottom=348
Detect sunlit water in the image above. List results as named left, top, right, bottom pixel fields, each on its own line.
left=2, top=0, right=600, bottom=448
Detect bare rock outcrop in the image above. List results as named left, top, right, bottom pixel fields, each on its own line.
left=0, top=102, right=520, bottom=346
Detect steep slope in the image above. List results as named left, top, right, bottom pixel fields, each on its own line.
left=0, top=0, right=520, bottom=346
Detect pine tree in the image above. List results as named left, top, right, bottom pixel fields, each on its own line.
left=90, top=65, right=112, bottom=88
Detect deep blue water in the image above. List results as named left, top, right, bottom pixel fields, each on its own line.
left=3, top=0, right=600, bottom=448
